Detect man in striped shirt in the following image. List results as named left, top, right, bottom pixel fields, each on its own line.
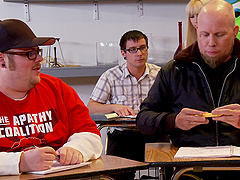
left=88, top=30, right=161, bottom=179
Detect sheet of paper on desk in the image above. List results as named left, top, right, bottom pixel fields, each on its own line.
left=174, top=145, right=240, bottom=158
left=105, top=113, right=136, bottom=119
left=105, top=113, right=137, bottom=119
left=119, top=115, right=137, bottom=119
left=28, top=161, right=92, bottom=175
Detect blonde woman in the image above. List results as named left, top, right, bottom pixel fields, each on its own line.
left=184, top=0, right=210, bottom=48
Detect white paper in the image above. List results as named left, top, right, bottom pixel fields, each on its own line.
left=174, top=146, right=235, bottom=158
left=28, top=161, right=92, bottom=174
left=233, top=146, right=240, bottom=156
left=105, top=113, right=136, bottom=119
left=120, top=115, right=137, bottom=119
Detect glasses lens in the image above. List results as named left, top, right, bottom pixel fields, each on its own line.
left=126, top=46, right=148, bottom=54
left=27, top=50, right=40, bottom=60
left=140, top=46, right=147, bottom=52
left=129, top=47, right=137, bottom=53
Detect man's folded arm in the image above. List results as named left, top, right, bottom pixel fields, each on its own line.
left=62, top=132, right=103, bottom=162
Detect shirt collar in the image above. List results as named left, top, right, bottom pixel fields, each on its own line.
left=121, top=62, right=149, bottom=80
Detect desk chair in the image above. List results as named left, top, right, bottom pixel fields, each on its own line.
left=96, top=121, right=160, bottom=179
left=94, top=115, right=171, bottom=180
left=145, top=143, right=240, bottom=180
left=97, top=120, right=136, bottom=154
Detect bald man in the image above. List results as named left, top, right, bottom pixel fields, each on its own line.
left=137, top=0, right=240, bottom=149
left=137, top=1, right=240, bottom=178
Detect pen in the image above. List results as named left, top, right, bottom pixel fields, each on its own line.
left=56, top=154, right=60, bottom=160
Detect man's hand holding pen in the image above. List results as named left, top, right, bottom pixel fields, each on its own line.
left=19, top=146, right=57, bottom=172
left=56, top=147, right=83, bottom=165
left=19, top=146, right=83, bottom=173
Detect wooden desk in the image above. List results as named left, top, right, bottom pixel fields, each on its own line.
left=145, top=143, right=240, bottom=180
left=0, top=155, right=148, bottom=180
left=90, top=114, right=136, bottom=130
left=96, top=118, right=136, bottom=130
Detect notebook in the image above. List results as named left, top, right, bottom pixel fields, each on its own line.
left=28, top=161, right=92, bottom=175
left=174, top=145, right=240, bottom=158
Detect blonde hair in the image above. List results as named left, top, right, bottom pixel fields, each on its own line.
left=185, top=0, right=210, bottom=48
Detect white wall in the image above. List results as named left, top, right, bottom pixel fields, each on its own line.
left=0, top=0, right=188, bottom=103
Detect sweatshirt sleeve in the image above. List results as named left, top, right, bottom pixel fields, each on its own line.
left=0, top=151, right=22, bottom=175
left=62, top=132, right=103, bottom=162
left=0, top=132, right=103, bottom=175
left=136, top=66, right=176, bottom=136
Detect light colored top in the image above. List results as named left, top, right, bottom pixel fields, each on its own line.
left=90, top=62, right=161, bottom=113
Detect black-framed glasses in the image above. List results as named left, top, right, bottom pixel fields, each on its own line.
left=4, top=49, right=42, bottom=60
left=125, top=46, right=148, bottom=54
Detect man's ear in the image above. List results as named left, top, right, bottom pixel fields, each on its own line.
left=121, top=50, right=127, bottom=60
left=0, top=52, right=6, bottom=68
left=234, top=25, right=239, bottom=38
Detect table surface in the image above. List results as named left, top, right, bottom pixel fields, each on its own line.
left=95, top=118, right=136, bottom=125
left=1, top=155, right=148, bottom=180
left=90, top=114, right=136, bottom=124
left=145, top=142, right=240, bottom=167
left=90, top=114, right=137, bottom=130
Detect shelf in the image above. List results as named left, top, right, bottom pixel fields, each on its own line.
left=40, top=65, right=116, bottom=78
left=41, top=63, right=165, bottom=78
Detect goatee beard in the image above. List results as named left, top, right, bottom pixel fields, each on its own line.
left=200, top=53, right=232, bottom=69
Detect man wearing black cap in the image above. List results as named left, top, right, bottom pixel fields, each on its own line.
left=0, top=19, right=102, bottom=175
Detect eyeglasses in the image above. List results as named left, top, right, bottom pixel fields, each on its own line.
left=4, top=49, right=42, bottom=60
left=125, top=46, right=148, bottom=54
